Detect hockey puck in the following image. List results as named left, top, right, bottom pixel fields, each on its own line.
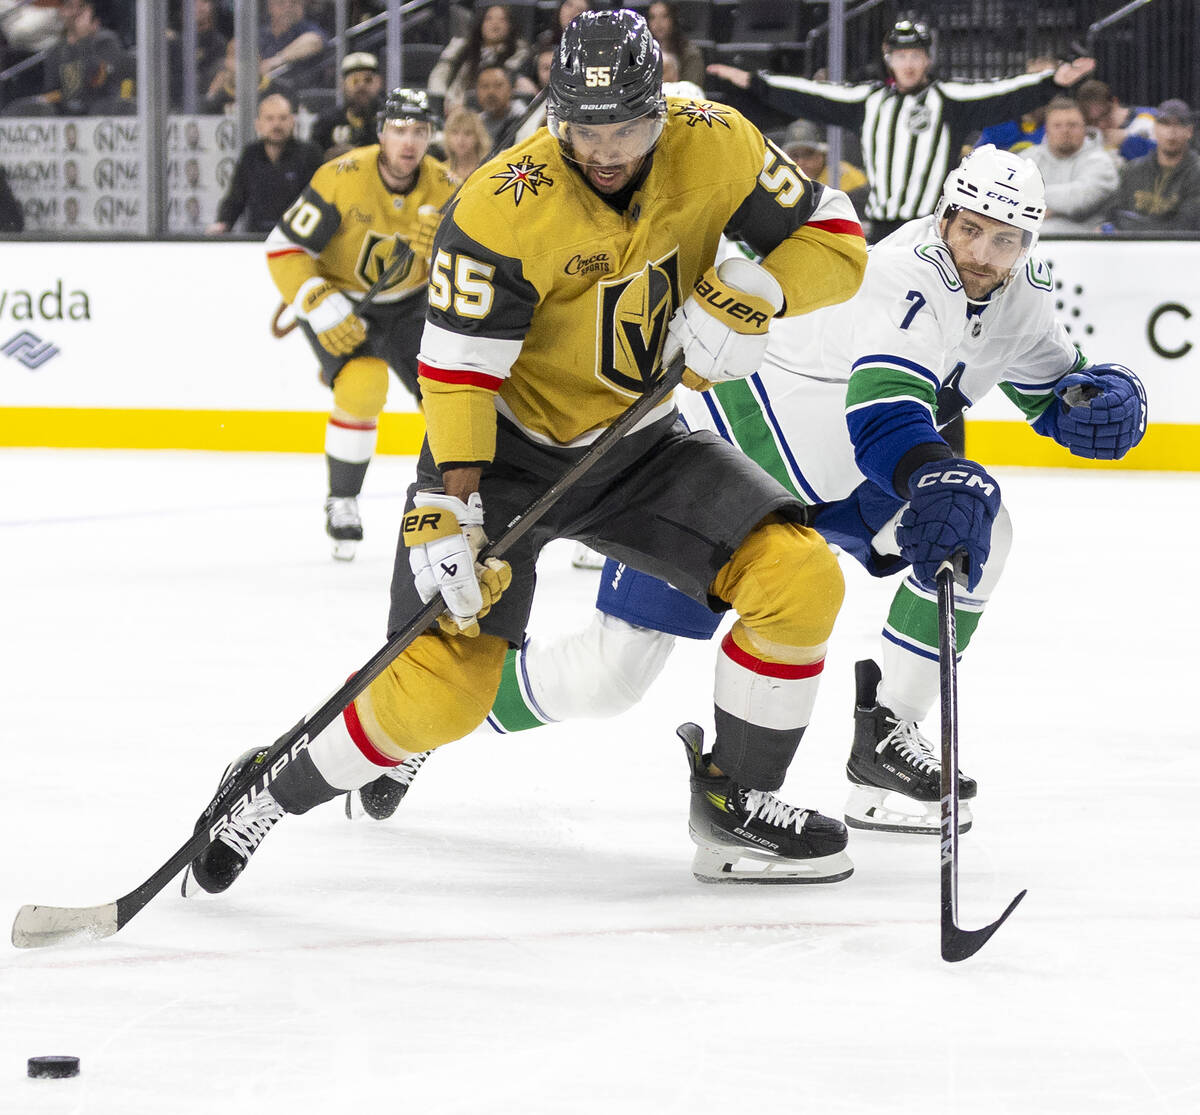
left=27, top=1055, right=80, bottom=1079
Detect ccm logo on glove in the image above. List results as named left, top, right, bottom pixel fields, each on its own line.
left=913, top=467, right=998, bottom=497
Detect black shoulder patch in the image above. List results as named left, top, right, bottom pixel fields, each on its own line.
left=279, top=185, right=341, bottom=253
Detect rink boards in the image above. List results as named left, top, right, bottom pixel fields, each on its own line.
left=0, top=239, right=1195, bottom=469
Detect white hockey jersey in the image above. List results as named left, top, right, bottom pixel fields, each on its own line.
left=679, top=217, right=1084, bottom=504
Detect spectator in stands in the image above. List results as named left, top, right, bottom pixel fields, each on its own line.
left=1021, top=96, right=1118, bottom=234
left=974, top=56, right=1056, bottom=153
left=259, top=0, right=327, bottom=77
left=532, top=0, right=590, bottom=53
left=782, top=119, right=868, bottom=219
left=646, top=2, right=704, bottom=89
left=311, top=51, right=382, bottom=158
left=1075, top=79, right=1156, bottom=162
left=41, top=0, right=135, bottom=115
left=473, top=64, right=524, bottom=144
left=513, top=46, right=554, bottom=141
left=429, top=5, right=530, bottom=114
left=707, top=17, right=1094, bottom=242
left=204, top=37, right=293, bottom=115
left=442, top=105, right=491, bottom=184
left=207, top=92, right=322, bottom=235
left=167, top=0, right=227, bottom=107
left=0, top=163, right=24, bottom=232
left=662, top=51, right=703, bottom=100
left=1106, top=100, right=1200, bottom=232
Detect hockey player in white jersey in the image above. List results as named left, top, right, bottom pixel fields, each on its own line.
left=353, top=145, right=1147, bottom=848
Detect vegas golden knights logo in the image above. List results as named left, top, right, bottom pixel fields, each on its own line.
left=356, top=231, right=414, bottom=294
left=596, top=250, right=681, bottom=395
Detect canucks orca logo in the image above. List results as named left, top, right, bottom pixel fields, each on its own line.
left=356, top=231, right=414, bottom=293
left=596, top=250, right=681, bottom=395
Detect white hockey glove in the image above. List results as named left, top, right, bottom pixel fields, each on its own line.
left=294, top=277, right=367, bottom=357
left=665, top=257, right=784, bottom=392
left=403, top=490, right=512, bottom=638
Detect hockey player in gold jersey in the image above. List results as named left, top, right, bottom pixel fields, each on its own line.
left=185, top=10, right=868, bottom=897
left=266, top=88, right=454, bottom=560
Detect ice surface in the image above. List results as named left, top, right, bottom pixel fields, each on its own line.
left=1, top=449, right=1196, bottom=1114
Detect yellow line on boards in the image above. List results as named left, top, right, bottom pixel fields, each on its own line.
left=0, top=408, right=427, bottom=455
left=965, top=420, right=1196, bottom=472
left=0, top=409, right=1194, bottom=471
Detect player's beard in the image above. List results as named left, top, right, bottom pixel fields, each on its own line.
left=379, top=147, right=421, bottom=190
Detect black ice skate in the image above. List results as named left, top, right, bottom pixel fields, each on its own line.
left=679, top=723, right=853, bottom=884
left=345, top=750, right=432, bottom=820
left=844, top=658, right=977, bottom=834
left=181, top=747, right=286, bottom=896
left=325, top=495, right=363, bottom=561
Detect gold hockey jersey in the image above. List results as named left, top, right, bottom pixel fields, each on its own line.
left=417, top=98, right=866, bottom=467
left=266, top=146, right=455, bottom=306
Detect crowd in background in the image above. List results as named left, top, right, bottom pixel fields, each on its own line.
left=1, top=0, right=1197, bottom=236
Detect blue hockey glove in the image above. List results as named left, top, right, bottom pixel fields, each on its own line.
left=897, top=459, right=1001, bottom=592
left=1041, top=364, right=1147, bottom=460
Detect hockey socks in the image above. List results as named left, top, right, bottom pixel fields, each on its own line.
left=710, top=623, right=824, bottom=791
left=325, top=414, right=377, bottom=498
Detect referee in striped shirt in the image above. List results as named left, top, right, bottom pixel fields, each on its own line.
left=709, top=19, right=1095, bottom=242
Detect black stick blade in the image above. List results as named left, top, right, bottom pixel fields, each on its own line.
left=941, top=888, right=1027, bottom=962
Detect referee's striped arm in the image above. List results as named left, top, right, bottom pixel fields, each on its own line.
left=749, top=72, right=875, bottom=130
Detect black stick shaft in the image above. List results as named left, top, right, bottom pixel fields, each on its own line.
left=938, top=562, right=961, bottom=942
left=107, top=350, right=685, bottom=933
left=937, top=559, right=1027, bottom=962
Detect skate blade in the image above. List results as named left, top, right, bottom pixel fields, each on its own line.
left=331, top=539, right=358, bottom=561
left=180, top=866, right=203, bottom=898
left=844, top=785, right=973, bottom=835
left=690, top=841, right=854, bottom=885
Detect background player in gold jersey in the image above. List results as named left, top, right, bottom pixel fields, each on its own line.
left=266, top=89, right=454, bottom=560
left=185, top=10, right=868, bottom=898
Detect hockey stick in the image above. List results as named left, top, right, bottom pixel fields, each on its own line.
left=12, top=348, right=686, bottom=949
left=268, top=88, right=550, bottom=341
left=937, top=558, right=1026, bottom=962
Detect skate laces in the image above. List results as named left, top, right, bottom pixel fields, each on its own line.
left=743, top=789, right=811, bottom=834
left=217, top=791, right=284, bottom=859
left=879, top=717, right=939, bottom=775
left=384, top=751, right=430, bottom=786
left=325, top=497, right=361, bottom=529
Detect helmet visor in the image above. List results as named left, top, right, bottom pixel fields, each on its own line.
left=549, top=109, right=664, bottom=168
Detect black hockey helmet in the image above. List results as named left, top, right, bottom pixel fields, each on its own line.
left=549, top=9, right=663, bottom=126
left=883, top=18, right=933, bottom=52
left=548, top=10, right=666, bottom=165
left=376, top=87, right=437, bottom=134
